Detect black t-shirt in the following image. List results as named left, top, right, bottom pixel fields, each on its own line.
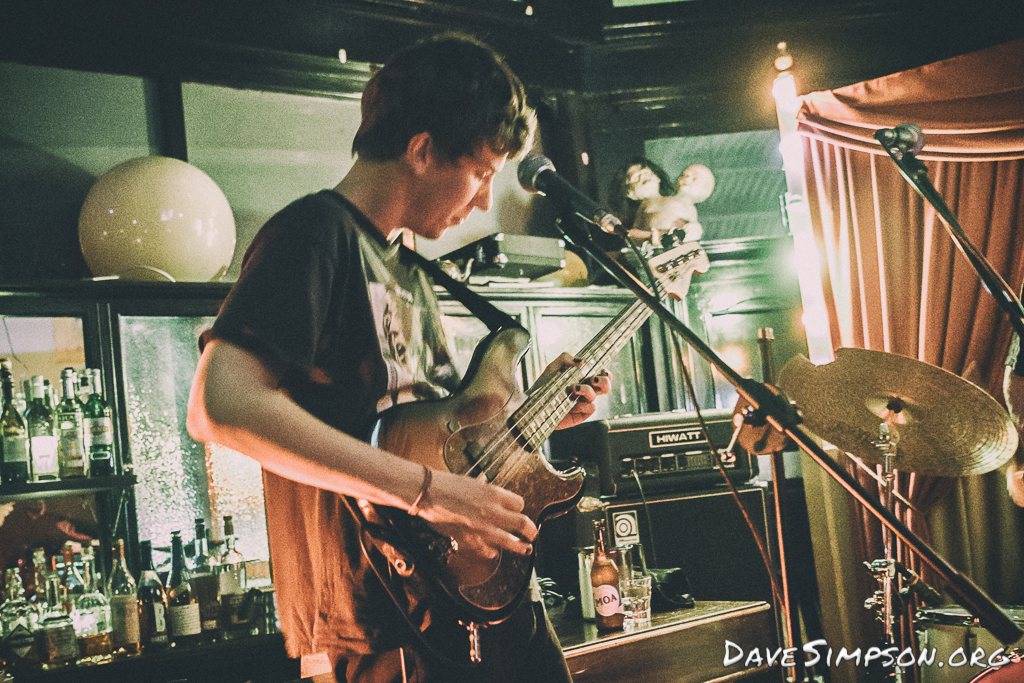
left=202, top=190, right=460, bottom=656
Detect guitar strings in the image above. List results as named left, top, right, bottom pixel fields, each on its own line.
left=473, top=298, right=655, bottom=486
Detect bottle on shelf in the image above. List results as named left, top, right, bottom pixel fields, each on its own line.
left=31, top=546, right=48, bottom=605
left=71, top=541, right=113, bottom=660
left=137, top=540, right=170, bottom=650
left=81, top=368, right=115, bottom=477
left=191, top=518, right=220, bottom=637
left=36, top=556, right=80, bottom=668
left=1, top=358, right=31, bottom=485
left=218, top=515, right=247, bottom=596
left=167, top=530, right=202, bottom=647
left=107, top=538, right=140, bottom=656
left=55, top=368, right=88, bottom=478
left=25, top=375, right=59, bottom=481
left=59, top=541, right=85, bottom=614
left=75, top=368, right=92, bottom=405
left=1, top=566, right=41, bottom=665
left=590, top=519, right=624, bottom=632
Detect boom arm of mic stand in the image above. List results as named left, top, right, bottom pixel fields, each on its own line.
left=562, top=222, right=1024, bottom=647
left=886, top=150, right=1024, bottom=339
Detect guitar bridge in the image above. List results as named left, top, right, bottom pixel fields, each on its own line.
left=424, top=533, right=457, bottom=561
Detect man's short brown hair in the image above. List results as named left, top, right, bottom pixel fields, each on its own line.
left=352, top=33, right=536, bottom=163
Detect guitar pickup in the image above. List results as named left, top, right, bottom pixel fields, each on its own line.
left=463, top=441, right=497, bottom=481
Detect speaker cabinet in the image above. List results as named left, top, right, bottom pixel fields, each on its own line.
left=604, top=485, right=774, bottom=603
left=537, top=484, right=776, bottom=605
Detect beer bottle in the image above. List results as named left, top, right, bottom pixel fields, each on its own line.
left=590, top=519, right=623, bottom=631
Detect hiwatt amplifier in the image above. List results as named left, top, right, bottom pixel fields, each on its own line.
left=548, top=408, right=757, bottom=498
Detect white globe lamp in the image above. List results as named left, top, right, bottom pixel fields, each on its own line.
left=79, top=156, right=236, bottom=282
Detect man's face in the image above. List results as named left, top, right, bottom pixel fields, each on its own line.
left=410, top=143, right=508, bottom=241
left=625, top=164, right=661, bottom=201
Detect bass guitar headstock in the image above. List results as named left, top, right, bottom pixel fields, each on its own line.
left=646, top=240, right=711, bottom=301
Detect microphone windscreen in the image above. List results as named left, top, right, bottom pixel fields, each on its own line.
left=517, top=154, right=555, bottom=193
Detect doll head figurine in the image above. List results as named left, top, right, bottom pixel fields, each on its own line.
left=630, top=164, right=716, bottom=249
left=608, top=158, right=674, bottom=233
left=676, top=164, right=716, bottom=204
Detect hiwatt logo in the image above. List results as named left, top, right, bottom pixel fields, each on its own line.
left=648, top=427, right=706, bottom=449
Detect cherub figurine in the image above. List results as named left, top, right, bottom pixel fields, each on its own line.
left=630, top=164, right=715, bottom=250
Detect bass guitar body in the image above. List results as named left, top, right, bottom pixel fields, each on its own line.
left=371, top=325, right=585, bottom=623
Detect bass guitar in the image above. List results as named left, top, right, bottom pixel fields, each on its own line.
left=368, top=241, right=710, bottom=624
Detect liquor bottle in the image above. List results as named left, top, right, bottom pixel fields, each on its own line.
left=55, top=368, right=88, bottom=478
left=36, top=557, right=79, bottom=668
left=72, top=542, right=113, bottom=659
left=191, top=519, right=220, bottom=636
left=1, top=567, right=41, bottom=665
left=137, top=540, right=169, bottom=650
left=31, top=546, right=48, bottom=605
left=25, top=376, right=59, bottom=481
left=59, top=541, right=85, bottom=614
left=590, top=520, right=624, bottom=632
left=1, top=358, right=31, bottom=485
left=167, top=530, right=202, bottom=647
left=218, top=515, right=247, bottom=596
left=107, top=539, right=140, bottom=655
left=80, top=369, right=115, bottom=477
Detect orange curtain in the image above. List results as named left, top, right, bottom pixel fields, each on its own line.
left=793, top=37, right=1024, bottom=659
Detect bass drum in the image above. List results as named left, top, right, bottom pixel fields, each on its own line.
left=969, top=654, right=1023, bottom=682
left=916, top=607, right=1024, bottom=683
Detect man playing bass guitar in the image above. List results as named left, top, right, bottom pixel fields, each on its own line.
left=187, top=33, right=612, bottom=683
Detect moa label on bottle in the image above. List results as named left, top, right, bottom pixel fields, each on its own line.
left=593, top=584, right=622, bottom=617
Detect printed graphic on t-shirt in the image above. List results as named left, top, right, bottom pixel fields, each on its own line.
left=369, top=281, right=424, bottom=397
left=360, top=234, right=459, bottom=413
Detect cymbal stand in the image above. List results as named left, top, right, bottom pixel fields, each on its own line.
left=864, top=422, right=904, bottom=682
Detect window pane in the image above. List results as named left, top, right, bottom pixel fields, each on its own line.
left=119, top=315, right=269, bottom=572
left=182, top=83, right=363, bottom=281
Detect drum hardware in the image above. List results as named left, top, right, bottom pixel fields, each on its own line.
left=846, top=452, right=919, bottom=514
left=916, top=608, right=1024, bottom=683
left=778, top=348, right=1021, bottom=682
left=863, top=420, right=906, bottom=682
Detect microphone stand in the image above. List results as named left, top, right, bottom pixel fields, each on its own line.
left=877, top=133, right=1024, bottom=337
left=552, top=213, right=1024, bottom=649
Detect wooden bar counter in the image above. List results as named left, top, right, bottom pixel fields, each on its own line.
left=551, top=601, right=781, bottom=683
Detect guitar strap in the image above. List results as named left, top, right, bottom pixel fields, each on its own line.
left=400, top=245, right=524, bottom=335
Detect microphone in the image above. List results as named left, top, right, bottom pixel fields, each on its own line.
left=517, top=154, right=624, bottom=236
left=875, top=123, right=925, bottom=156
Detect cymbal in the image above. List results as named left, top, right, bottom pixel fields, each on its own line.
left=777, top=348, right=1018, bottom=477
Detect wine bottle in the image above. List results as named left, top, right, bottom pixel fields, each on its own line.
left=137, top=540, right=169, bottom=650
left=81, top=369, right=115, bottom=477
left=217, top=515, right=247, bottom=596
left=25, top=376, right=59, bottom=481
left=590, top=519, right=624, bottom=632
left=1, top=358, right=31, bottom=485
left=107, top=539, right=140, bottom=655
left=191, top=518, right=220, bottom=636
left=167, top=530, right=202, bottom=647
left=55, top=368, right=88, bottom=478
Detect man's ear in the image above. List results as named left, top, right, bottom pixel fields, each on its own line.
left=406, top=132, right=433, bottom=174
